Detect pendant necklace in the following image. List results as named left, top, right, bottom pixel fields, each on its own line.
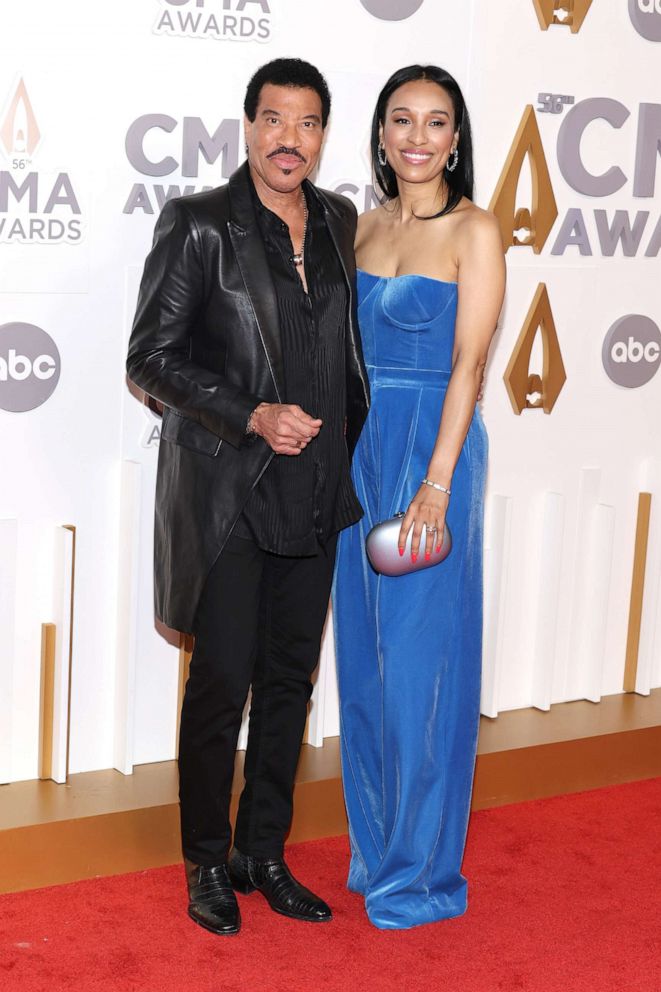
left=291, top=191, right=308, bottom=267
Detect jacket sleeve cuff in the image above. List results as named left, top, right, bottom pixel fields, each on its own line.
left=212, top=391, right=264, bottom=450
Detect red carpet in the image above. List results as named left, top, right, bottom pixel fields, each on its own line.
left=1, top=779, right=660, bottom=992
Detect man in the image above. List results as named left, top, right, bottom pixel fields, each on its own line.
left=126, top=58, right=369, bottom=936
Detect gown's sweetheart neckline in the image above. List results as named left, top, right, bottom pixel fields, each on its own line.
left=356, top=267, right=458, bottom=288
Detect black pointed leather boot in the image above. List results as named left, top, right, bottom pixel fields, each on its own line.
left=227, top=847, right=332, bottom=922
left=185, top=859, right=241, bottom=935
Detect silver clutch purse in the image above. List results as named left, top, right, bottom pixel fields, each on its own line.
left=365, top=512, right=452, bottom=576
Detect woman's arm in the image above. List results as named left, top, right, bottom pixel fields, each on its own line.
left=399, top=210, right=506, bottom=561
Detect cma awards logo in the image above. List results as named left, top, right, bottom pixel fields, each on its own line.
left=532, top=0, right=593, bottom=32
left=494, top=96, right=661, bottom=409
left=0, top=78, right=85, bottom=245
left=0, top=322, right=61, bottom=413
left=122, top=109, right=383, bottom=216
left=123, top=113, right=241, bottom=214
left=490, top=101, right=661, bottom=259
left=121, top=119, right=377, bottom=217
left=153, top=0, right=272, bottom=43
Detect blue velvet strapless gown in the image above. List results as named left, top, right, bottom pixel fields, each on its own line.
left=333, top=269, right=487, bottom=930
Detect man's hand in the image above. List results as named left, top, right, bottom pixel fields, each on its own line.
left=250, top=403, right=322, bottom=455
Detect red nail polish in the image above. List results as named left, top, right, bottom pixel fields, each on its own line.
left=411, top=553, right=418, bottom=563
left=425, top=551, right=431, bottom=561
left=436, top=545, right=441, bottom=554
left=398, top=547, right=404, bottom=557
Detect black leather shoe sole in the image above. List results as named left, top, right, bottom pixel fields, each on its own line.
left=187, top=906, right=241, bottom=936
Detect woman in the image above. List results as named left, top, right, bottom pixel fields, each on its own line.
left=333, top=65, right=505, bottom=930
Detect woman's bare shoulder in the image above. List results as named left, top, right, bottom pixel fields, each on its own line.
left=451, top=201, right=503, bottom=259
left=454, top=200, right=500, bottom=237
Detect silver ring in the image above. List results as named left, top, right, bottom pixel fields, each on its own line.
left=426, top=524, right=437, bottom=533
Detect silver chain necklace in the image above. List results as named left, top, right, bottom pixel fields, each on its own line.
left=290, top=191, right=308, bottom=267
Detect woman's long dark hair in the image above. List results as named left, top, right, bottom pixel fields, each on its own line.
left=371, top=64, right=473, bottom=219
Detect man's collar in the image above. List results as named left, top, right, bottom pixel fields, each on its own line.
left=229, top=161, right=325, bottom=231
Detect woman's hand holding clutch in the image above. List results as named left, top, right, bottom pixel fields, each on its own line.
left=398, top=480, right=451, bottom=563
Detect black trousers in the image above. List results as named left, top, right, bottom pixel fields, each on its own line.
left=178, top=533, right=337, bottom=865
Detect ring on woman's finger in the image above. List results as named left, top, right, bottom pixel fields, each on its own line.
left=426, top=523, right=437, bottom=533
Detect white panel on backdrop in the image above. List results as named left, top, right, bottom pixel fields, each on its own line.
left=636, top=457, right=661, bottom=696
left=10, top=520, right=58, bottom=782
left=481, top=495, right=513, bottom=719
left=51, top=525, right=75, bottom=783
left=0, top=293, right=119, bottom=777
left=530, top=492, right=566, bottom=712
left=307, top=613, right=340, bottom=748
left=0, top=520, right=18, bottom=784
left=119, top=268, right=180, bottom=767
left=565, top=468, right=604, bottom=700
left=579, top=502, right=616, bottom=703
left=114, top=460, right=141, bottom=775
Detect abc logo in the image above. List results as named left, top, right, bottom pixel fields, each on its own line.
left=629, top=0, right=661, bottom=40
left=602, top=314, right=661, bottom=387
left=359, top=0, right=424, bottom=20
left=0, top=322, right=61, bottom=412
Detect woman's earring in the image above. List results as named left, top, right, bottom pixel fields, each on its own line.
left=245, top=143, right=249, bottom=157
left=446, top=148, right=459, bottom=173
left=377, top=143, right=387, bottom=167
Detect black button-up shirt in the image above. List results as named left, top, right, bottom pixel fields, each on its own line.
left=235, top=181, right=362, bottom=555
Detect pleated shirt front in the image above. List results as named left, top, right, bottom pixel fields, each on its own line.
left=235, top=182, right=363, bottom=556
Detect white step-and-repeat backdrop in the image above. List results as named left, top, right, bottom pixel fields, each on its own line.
left=1, top=0, right=660, bottom=782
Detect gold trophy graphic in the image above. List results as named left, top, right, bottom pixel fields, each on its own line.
left=532, top=0, right=594, bottom=32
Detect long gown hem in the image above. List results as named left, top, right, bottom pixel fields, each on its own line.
left=366, top=898, right=469, bottom=931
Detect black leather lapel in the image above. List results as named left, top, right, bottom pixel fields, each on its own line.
left=314, top=185, right=356, bottom=303
left=228, top=165, right=284, bottom=401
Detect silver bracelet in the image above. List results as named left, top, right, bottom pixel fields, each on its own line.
left=422, top=477, right=451, bottom=496
left=245, top=408, right=258, bottom=436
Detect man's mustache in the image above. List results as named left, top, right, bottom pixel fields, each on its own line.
left=267, top=146, right=306, bottom=163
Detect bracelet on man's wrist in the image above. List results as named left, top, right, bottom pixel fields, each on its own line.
left=421, top=477, right=451, bottom=496
left=246, top=409, right=258, bottom=436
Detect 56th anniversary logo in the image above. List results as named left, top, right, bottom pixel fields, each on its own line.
left=0, top=78, right=86, bottom=245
